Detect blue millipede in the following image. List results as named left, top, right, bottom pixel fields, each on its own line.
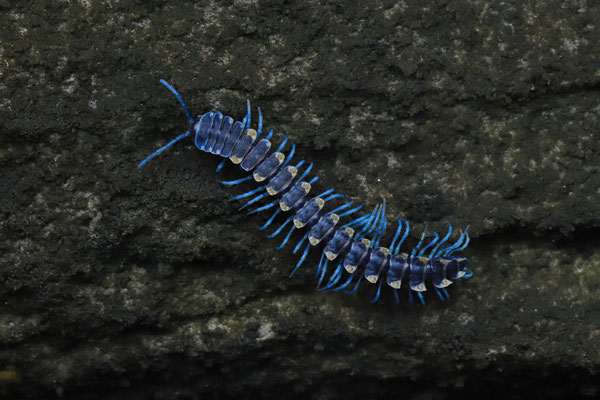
left=138, top=79, right=473, bottom=305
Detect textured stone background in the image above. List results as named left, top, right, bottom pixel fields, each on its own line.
left=1, top=0, right=599, bottom=399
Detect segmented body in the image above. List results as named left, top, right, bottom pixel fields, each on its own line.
left=139, top=80, right=473, bottom=305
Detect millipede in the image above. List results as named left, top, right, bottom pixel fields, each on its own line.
left=138, top=79, right=473, bottom=305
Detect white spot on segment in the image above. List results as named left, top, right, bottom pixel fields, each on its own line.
left=293, top=219, right=304, bottom=228
left=230, top=155, right=242, bottom=164
left=365, top=275, right=378, bottom=284
left=344, top=265, right=356, bottom=273
left=253, top=173, right=265, bottom=182
left=309, top=236, right=319, bottom=246
left=439, top=278, right=452, bottom=287
left=412, top=283, right=427, bottom=292
left=388, top=280, right=401, bottom=289
left=326, top=251, right=336, bottom=261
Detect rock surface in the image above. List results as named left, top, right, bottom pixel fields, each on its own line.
left=1, top=0, right=599, bottom=399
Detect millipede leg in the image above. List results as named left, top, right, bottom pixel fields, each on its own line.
left=289, top=242, right=311, bottom=277
left=344, top=277, right=362, bottom=295
left=293, top=233, right=309, bottom=254
left=275, top=134, right=289, bottom=152
left=393, top=219, right=410, bottom=255
left=267, top=216, right=293, bottom=238
left=219, top=175, right=253, bottom=185
left=393, top=289, right=400, bottom=305
left=317, top=256, right=329, bottom=287
left=321, top=264, right=343, bottom=290
left=216, top=159, right=227, bottom=172
left=295, top=162, right=314, bottom=183
left=228, top=186, right=265, bottom=202
left=370, top=280, right=383, bottom=304
left=259, top=209, right=281, bottom=231
left=315, top=252, right=326, bottom=280
left=434, top=287, right=445, bottom=302
left=281, top=143, right=296, bottom=168
left=159, top=79, right=193, bottom=123
left=239, top=192, right=269, bottom=210
left=329, top=273, right=355, bottom=292
left=248, top=200, right=277, bottom=215
left=276, top=225, right=295, bottom=250
left=442, top=288, right=451, bottom=300
left=137, top=131, right=191, bottom=168
left=256, top=107, right=263, bottom=137
left=337, top=205, right=363, bottom=219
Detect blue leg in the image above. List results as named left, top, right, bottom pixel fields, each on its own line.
left=417, top=291, right=425, bottom=305
left=264, top=129, right=274, bottom=141
left=256, top=107, right=263, bottom=137
left=159, top=79, right=193, bottom=123
left=418, top=233, right=439, bottom=257
left=293, top=233, right=309, bottom=254
left=276, top=225, right=295, bottom=250
left=393, top=289, right=400, bottom=305
left=372, top=202, right=388, bottom=247
left=316, top=188, right=335, bottom=198
left=216, top=159, right=227, bottom=172
left=393, top=220, right=410, bottom=255
left=259, top=209, right=281, bottom=230
left=408, top=290, right=414, bottom=305
left=330, top=201, right=354, bottom=214
left=315, top=252, right=326, bottom=279
left=275, top=134, right=289, bottom=152
left=338, top=205, right=363, bottom=219
left=440, top=226, right=469, bottom=256
left=239, top=192, right=269, bottom=211
left=281, top=143, right=296, bottom=168
left=442, top=288, right=451, bottom=300
left=434, top=287, right=445, bottom=302
left=244, top=100, right=251, bottom=129
left=308, top=176, right=319, bottom=184
left=343, top=213, right=371, bottom=229
left=296, top=162, right=314, bottom=183
left=462, top=269, right=473, bottom=279
left=410, top=227, right=428, bottom=257
left=370, top=280, right=383, bottom=304
left=219, top=175, right=253, bottom=185
left=389, top=220, right=404, bottom=251
left=344, top=277, right=362, bottom=295
left=357, top=204, right=382, bottom=239
left=329, top=273, right=356, bottom=292
left=228, top=186, right=265, bottom=202
left=289, top=242, right=311, bottom=277
left=323, top=193, right=344, bottom=202
left=317, top=256, right=329, bottom=287
left=138, top=131, right=191, bottom=168
left=248, top=200, right=277, bottom=215
left=267, top=216, right=293, bottom=238
left=321, top=264, right=343, bottom=290
left=430, top=222, right=452, bottom=258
